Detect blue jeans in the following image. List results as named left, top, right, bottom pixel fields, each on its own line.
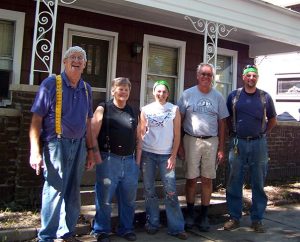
left=226, top=137, right=268, bottom=222
left=92, top=152, right=139, bottom=236
left=38, top=137, right=86, bottom=241
left=142, top=151, right=185, bottom=235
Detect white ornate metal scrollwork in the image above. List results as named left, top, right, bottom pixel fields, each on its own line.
left=60, top=0, right=77, bottom=4
left=185, top=16, right=237, bottom=68
left=30, top=0, right=78, bottom=84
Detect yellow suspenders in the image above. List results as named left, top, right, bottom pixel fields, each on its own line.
left=55, top=75, right=89, bottom=138
left=55, top=75, right=63, bottom=138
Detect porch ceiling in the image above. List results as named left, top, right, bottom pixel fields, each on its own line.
left=62, top=0, right=300, bottom=57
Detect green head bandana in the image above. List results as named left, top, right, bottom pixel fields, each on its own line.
left=243, top=66, right=258, bottom=75
left=153, top=80, right=170, bottom=92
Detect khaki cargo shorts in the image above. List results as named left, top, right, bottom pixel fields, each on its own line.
left=183, top=134, right=219, bottom=179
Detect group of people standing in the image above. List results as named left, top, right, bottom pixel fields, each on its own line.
left=29, top=46, right=277, bottom=242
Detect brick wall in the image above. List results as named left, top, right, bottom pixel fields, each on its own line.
left=267, top=122, right=300, bottom=182
left=0, top=88, right=43, bottom=209
left=0, top=89, right=299, bottom=208
left=0, top=109, right=21, bottom=205
left=12, top=91, right=44, bottom=208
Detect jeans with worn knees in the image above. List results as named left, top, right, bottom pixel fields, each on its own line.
left=226, top=137, right=268, bottom=222
left=92, top=152, right=139, bottom=236
left=142, top=151, right=185, bottom=235
left=38, top=137, right=86, bottom=241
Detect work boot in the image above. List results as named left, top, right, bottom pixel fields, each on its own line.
left=251, top=221, right=265, bottom=233
left=224, top=219, right=240, bottom=231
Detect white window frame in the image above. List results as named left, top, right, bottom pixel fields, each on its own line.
left=62, top=24, right=118, bottom=98
left=275, top=73, right=300, bottom=100
left=140, top=34, right=186, bottom=108
left=0, top=9, right=25, bottom=86
left=217, top=47, right=238, bottom=92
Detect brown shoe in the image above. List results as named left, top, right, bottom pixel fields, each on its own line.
left=172, top=231, right=188, bottom=240
left=251, top=221, right=265, bottom=233
left=224, top=219, right=240, bottom=231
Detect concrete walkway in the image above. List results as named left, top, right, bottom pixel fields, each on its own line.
left=78, top=203, right=300, bottom=242
left=1, top=203, right=299, bottom=241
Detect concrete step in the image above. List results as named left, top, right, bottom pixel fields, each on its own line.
left=80, top=191, right=227, bottom=232
left=80, top=179, right=227, bottom=233
left=80, top=179, right=201, bottom=206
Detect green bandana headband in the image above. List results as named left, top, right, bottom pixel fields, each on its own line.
left=243, top=67, right=258, bottom=75
left=153, top=80, right=170, bottom=92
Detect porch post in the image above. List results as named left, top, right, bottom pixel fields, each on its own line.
left=30, top=0, right=78, bottom=85
left=185, top=16, right=236, bottom=70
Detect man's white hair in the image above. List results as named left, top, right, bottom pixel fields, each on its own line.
left=63, top=46, right=87, bottom=61
left=196, top=63, right=215, bottom=78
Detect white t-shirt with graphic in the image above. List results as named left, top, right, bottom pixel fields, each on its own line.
left=141, top=102, right=177, bottom=154
left=177, top=86, right=229, bottom=137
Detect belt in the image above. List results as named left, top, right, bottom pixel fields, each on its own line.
left=234, top=134, right=265, bottom=141
left=187, top=133, right=213, bottom=139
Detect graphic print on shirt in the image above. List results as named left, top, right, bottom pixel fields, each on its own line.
left=193, top=98, right=214, bottom=114
left=146, top=108, right=174, bottom=127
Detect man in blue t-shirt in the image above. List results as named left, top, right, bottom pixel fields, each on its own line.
left=224, top=64, right=277, bottom=233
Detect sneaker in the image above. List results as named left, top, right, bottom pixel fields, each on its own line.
left=198, top=216, right=210, bottom=232
left=54, top=237, right=81, bottom=242
left=185, top=215, right=195, bottom=230
left=145, top=227, right=159, bottom=235
left=122, top=232, right=137, bottom=241
left=172, top=231, right=188, bottom=240
left=224, top=219, right=240, bottom=231
left=251, top=221, right=265, bottom=233
left=97, top=233, right=111, bottom=242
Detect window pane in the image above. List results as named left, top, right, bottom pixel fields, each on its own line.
left=216, top=55, right=233, bottom=98
left=72, top=36, right=108, bottom=88
left=277, top=78, right=300, bottom=95
left=0, top=20, right=14, bottom=99
left=148, top=45, right=177, bottom=76
left=0, top=20, right=14, bottom=57
left=145, top=44, right=178, bottom=105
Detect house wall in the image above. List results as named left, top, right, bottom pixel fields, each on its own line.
left=267, top=122, right=300, bottom=181
left=1, top=0, right=252, bottom=110
left=0, top=90, right=43, bottom=207
left=256, top=53, right=300, bottom=121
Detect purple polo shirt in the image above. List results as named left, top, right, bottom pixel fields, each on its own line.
left=31, top=71, right=93, bottom=142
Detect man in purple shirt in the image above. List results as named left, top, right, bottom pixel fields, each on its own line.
left=29, top=46, right=95, bottom=241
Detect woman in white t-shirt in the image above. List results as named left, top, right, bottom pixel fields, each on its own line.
left=138, top=80, right=187, bottom=240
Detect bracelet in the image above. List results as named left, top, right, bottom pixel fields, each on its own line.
left=87, top=146, right=98, bottom=152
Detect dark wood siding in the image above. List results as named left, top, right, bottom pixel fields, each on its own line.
left=1, top=0, right=252, bottom=109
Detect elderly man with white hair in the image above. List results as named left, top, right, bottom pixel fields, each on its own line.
left=29, top=46, right=95, bottom=241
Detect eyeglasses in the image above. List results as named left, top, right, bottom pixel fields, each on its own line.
left=199, top=73, right=213, bottom=78
left=243, top=64, right=257, bottom=70
left=68, top=55, right=84, bottom=62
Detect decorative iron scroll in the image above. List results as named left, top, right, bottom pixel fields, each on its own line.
left=61, top=0, right=77, bottom=4
left=185, top=16, right=236, bottom=68
left=30, top=0, right=78, bottom=84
